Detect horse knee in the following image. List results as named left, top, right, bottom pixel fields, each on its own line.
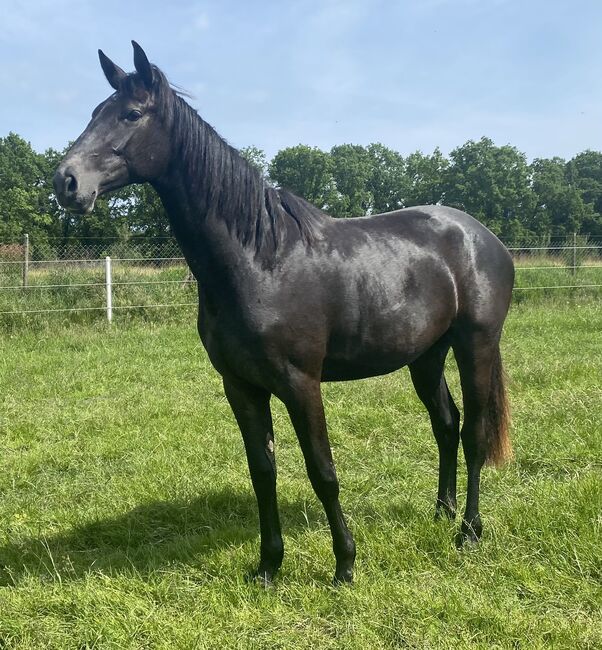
left=435, top=420, right=459, bottom=447
left=448, top=398, right=461, bottom=430
left=428, top=394, right=460, bottom=451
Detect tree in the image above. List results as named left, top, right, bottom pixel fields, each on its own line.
left=529, top=157, right=596, bottom=237
left=4, top=129, right=602, bottom=246
left=0, top=133, right=55, bottom=242
left=268, top=145, right=334, bottom=209
left=444, top=138, right=535, bottom=238
left=529, top=157, right=563, bottom=235
left=404, top=147, right=448, bottom=207
left=365, top=143, right=407, bottom=214
left=121, top=184, right=170, bottom=238
left=566, top=151, right=602, bottom=235
left=239, top=146, right=268, bottom=177
left=569, top=150, right=602, bottom=212
left=329, top=144, right=373, bottom=217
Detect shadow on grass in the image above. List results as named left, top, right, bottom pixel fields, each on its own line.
left=0, top=489, right=304, bottom=585
left=0, top=488, right=433, bottom=586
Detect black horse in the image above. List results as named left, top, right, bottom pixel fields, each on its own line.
left=54, top=42, right=514, bottom=585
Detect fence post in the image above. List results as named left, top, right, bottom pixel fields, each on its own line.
left=22, top=233, right=29, bottom=287
left=572, top=232, right=577, bottom=275
left=105, top=256, right=113, bottom=323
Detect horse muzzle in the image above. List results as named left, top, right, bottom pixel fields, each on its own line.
left=53, top=166, right=98, bottom=214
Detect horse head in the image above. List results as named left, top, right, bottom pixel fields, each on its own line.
left=54, top=41, right=171, bottom=213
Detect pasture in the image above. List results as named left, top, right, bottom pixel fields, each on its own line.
left=0, top=299, right=600, bottom=648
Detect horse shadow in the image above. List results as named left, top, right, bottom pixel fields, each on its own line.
left=0, top=488, right=319, bottom=586
left=0, top=488, right=429, bottom=586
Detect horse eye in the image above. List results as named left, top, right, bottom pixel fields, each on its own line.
left=125, top=110, right=142, bottom=122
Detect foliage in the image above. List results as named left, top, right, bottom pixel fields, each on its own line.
left=404, top=147, right=448, bottom=207
left=567, top=150, right=602, bottom=235
left=329, top=144, right=374, bottom=217
left=123, top=184, right=171, bottom=238
left=239, top=145, right=268, bottom=177
left=268, top=144, right=335, bottom=209
left=443, top=137, right=536, bottom=239
left=0, top=134, right=54, bottom=242
left=530, top=157, right=596, bottom=236
left=365, top=143, right=407, bottom=213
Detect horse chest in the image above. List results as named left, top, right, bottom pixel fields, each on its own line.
left=196, top=292, right=278, bottom=379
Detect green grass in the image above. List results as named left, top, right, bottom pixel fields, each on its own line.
left=0, top=301, right=601, bottom=648
left=513, top=258, right=602, bottom=304
left=0, top=263, right=197, bottom=329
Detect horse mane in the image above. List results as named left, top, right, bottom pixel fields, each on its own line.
left=137, top=66, right=328, bottom=255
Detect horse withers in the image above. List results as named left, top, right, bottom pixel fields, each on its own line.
left=54, top=42, right=514, bottom=585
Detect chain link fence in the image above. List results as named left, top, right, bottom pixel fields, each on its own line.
left=0, top=236, right=195, bottom=324
left=0, top=234, right=601, bottom=324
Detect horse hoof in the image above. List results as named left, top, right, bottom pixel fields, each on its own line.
left=333, top=567, right=354, bottom=586
left=247, top=567, right=277, bottom=588
left=455, top=520, right=482, bottom=549
left=455, top=531, right=480, bottom=550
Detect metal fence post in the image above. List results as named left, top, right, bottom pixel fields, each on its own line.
left=105, top=256, right=113, bottom=323
left=22, top=233, right=29, bottom=287
left=572, top=232, right=577, bottom=275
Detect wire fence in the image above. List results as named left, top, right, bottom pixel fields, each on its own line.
left=0, top=236, right=196, bottom=324
left=1, top=234, right=601, bottom=324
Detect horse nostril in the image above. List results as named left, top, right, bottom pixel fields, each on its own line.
left=65, top=174, right=78, bottom=194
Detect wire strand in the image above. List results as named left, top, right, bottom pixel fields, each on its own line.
left=0, top=279, right=197, bottom=290
left=0, top=303, right=197, bottom=315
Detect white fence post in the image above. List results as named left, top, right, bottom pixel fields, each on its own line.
left=22, top=233, right=29, bottom=287
left=105, top=256, right=113, bottom=323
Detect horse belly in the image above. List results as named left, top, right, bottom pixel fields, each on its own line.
left=321, top=298, right=453, bottom=382
left=321, top=351, right=413, bottom=381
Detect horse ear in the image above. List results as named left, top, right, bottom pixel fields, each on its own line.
left=132, top=40, right=154, bottom=89
left=98, top=50, right=126, bottom=91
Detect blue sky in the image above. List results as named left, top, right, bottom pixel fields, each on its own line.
left=1, top=0, right=601, bottom=161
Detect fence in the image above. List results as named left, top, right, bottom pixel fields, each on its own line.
left=0, top=236, right=197, bottom=323
left=508, top=234, right=602, bottom=293
left=0, top=234, right=601, bottom=323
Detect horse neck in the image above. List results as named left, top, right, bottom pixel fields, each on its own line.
left=151, top=93, right=327, bottom=288
left=152, top=109, right=270, bottom=285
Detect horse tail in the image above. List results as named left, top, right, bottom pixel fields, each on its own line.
left=485, top=344, right=512, bottom=467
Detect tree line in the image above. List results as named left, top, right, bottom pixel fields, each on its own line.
left=2, top=131, right=601, bottom=249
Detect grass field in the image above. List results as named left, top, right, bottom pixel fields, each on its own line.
left=0, top=300, right=601, bottom=648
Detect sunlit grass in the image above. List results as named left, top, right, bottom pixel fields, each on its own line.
left=0, top=302, right=600, bottom=648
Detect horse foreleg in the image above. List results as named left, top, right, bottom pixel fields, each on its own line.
left=281, top=371, right=356, bottom=584
left=223, top=375, right=283, bottom=584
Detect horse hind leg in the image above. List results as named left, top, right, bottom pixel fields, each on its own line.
left=452, top=327, right=512, bottom=546
left=409, top=336, right=461, bottom=519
